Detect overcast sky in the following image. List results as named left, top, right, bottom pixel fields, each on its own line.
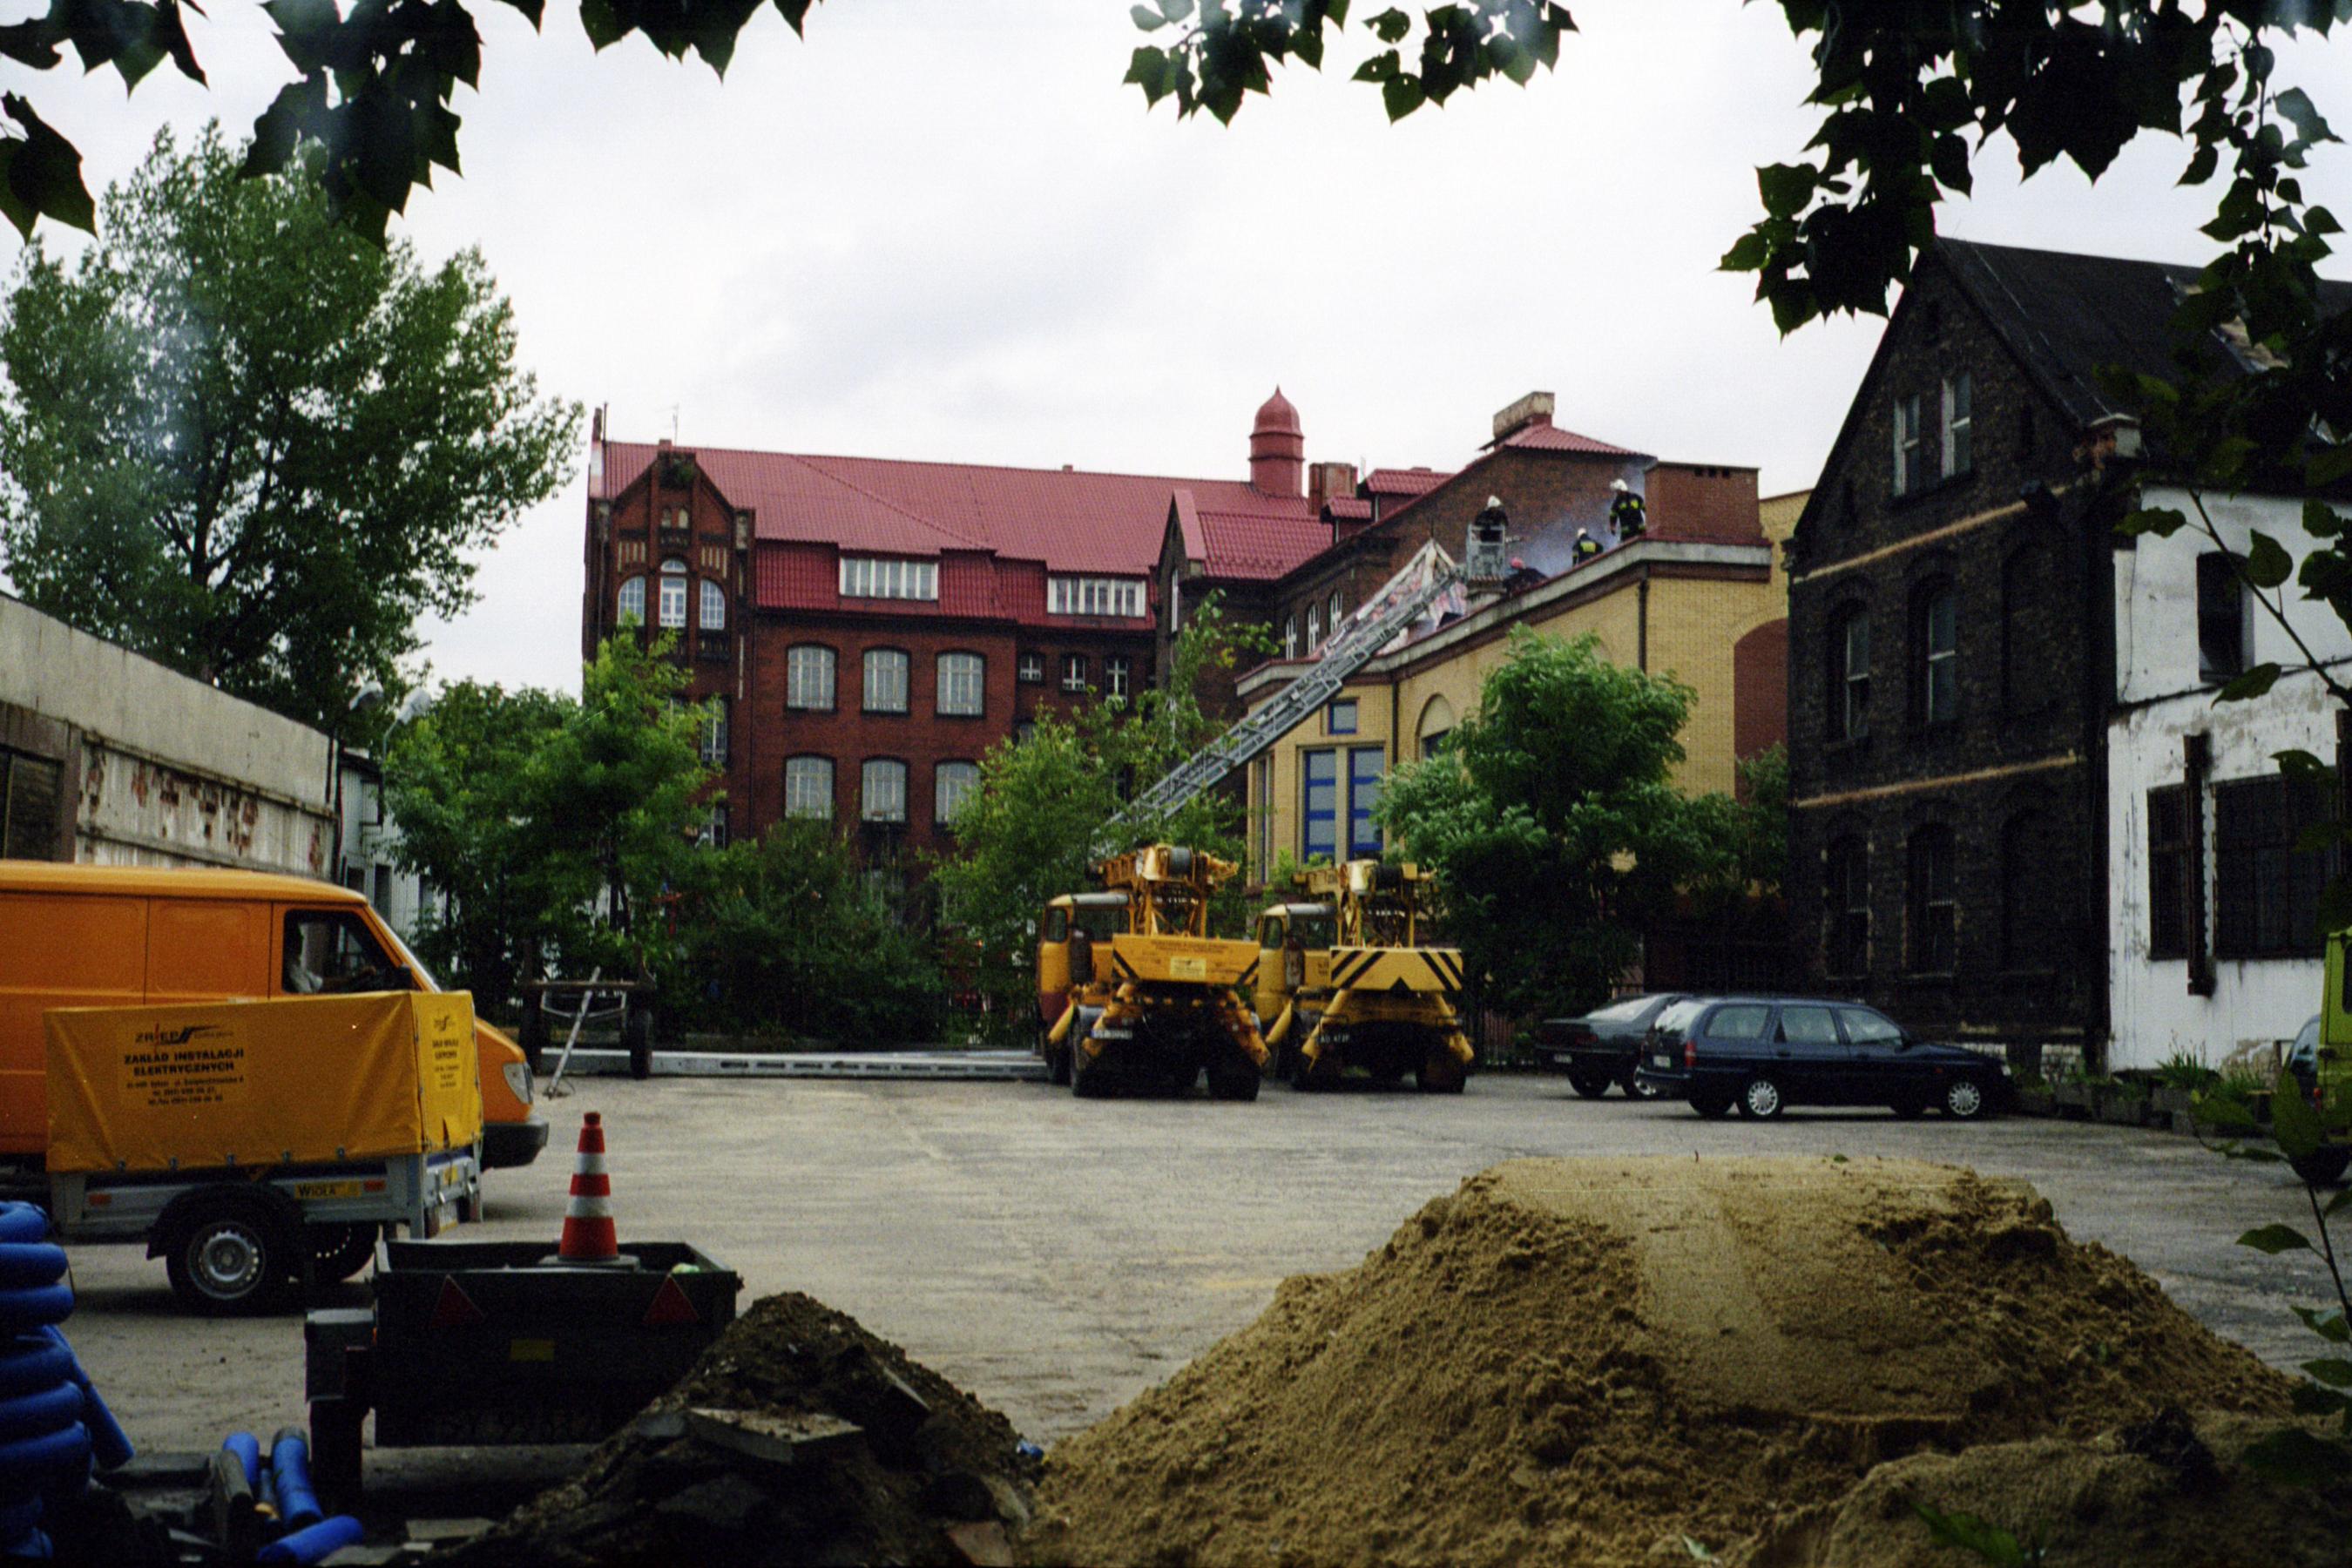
left=4, top=2, right=2340, bottom=695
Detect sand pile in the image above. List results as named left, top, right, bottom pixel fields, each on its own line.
left=446, top=1293, right=1037, bottom=1568
left=1026, top=1157, right=2297, bottom=1567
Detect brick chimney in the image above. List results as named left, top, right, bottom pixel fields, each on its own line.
left=1491, top=390, right=1556, bottom=443
left=1250, top=388, right=1305, bottom=497
left=1308, top=461, right=1357, bottom=509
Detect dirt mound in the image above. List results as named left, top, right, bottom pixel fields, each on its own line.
left=1026, top=1157, right=2294, bottom=1567
left=447, top=1293, right=1038, bottom=1568
left=1734, top=1411, right=2352, bottom=1568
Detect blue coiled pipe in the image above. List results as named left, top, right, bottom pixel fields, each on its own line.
left=254, top=1514, right=362, bottom=1564
left=0, top=1201, right=130, bottom=1558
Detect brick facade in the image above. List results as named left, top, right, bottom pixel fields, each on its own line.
left=1785, top=249, right=2112, bottom=1055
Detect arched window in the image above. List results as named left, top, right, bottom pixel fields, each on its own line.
left=1913, top=580, right=1957, bottom=725
left=1284, top=617, right=1299, bottom=658
left=617, top=577, right=645, bottom=625
left=936, top=760, right=981, bottom=825
left=658, top=558, right=688, bottom=629
left=936, top=652, right=983, bottom=716
left=863, top=649, right=909, bottom=714
left=1906, top=824, right=1957, bottom=973
left=700, top=578, right=727, bottom=632
left=784, top=756, right=834, bottom=819
left=1825, top=835, right=1869, bottom=979
left=2000, top=812, right=2043, bottom=970
left=1328, top=590, right=1342, bottom=632
left=786, top=645, right=835, bottom=711
left=862, top=759, right=908, bottom=823
left=1416, top=695, right=1456, bottom=760
left=1830, top=605, right=1869, bottom=741
left=1307, top=605, right=1322, bottom=652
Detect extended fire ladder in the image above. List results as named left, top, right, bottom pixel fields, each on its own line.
left=1099, top=503, right=1510, bottom=852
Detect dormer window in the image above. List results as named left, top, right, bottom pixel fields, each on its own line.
left=1047, top=577, right=1146, bottom=618
left=840, top=557, right=938, bottom=601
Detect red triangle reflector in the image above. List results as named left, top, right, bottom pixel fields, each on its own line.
left=642, top=1275, right=700, bottom=1327
left=430, top=1275, right=486, bottom=1328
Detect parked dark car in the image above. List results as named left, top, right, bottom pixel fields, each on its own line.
left=1632, top=996, right=2008, bottom=1120
left=1534, top=994, right=1689, bottom=1098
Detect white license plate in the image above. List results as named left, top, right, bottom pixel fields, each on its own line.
left=1652, top=1053, right=1673, bottom=1069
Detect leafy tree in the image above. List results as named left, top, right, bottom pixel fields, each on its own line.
left=1376, top=628, right=1742, bottom=1020
left=528, top=632, right=718, bottom=982
left=936, top=592, right=1270, bottom=1037
left=380, top=678, right=574, bottom=1017
left=676, top=820, right=947, bottom=1043
left=0, top=124, right=579, bottom=730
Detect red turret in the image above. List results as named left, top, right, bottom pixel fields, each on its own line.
left=1249, top=387, right=1304, bottom=497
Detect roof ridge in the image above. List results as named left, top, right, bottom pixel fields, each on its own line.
left=602, top=436, right=1295, bottom=494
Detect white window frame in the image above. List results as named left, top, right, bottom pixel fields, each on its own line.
left=1941, top=373, right=1973, bottom=478
left=839, top=557, right=938, bottom=601
left=1047, top=577, right=1146, bottom=618
left=863, top=649, right=910, bottom=714
left=1285, top=617, right=1298, bottom=659
left=1307, top=605, right=1321, bottom=652
left=1061, top=653, right=1088, bottom=692
left=1893, top=394, right=1923, bottom=496
left=658, top=558, right=689, bottom=629
left=786, top=645, right=836, bottom=711
left=937, top=652, right=984, bottom=716
left=700, top=700, right=729, bottom=767
left=700, top=578, right=727, bottom=632
left=1017, top=652, right=1044, bottom=685
left=862, top=759, right=908, bottom=823
left=784, top=756, right=834, bottom=819
left=1105, top=656, right=1130, bottom=700
left=1328, top=590, right=1342, bottom=632
left=935, top=760, right=980, bottom=825
left=617, top=577, right=645, bottom=624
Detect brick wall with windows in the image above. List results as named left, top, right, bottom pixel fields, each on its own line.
left=1785, top=247, right=2111, bottom=1052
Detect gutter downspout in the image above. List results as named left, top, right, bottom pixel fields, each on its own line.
left=1636, top=567, right=1652, bottom=672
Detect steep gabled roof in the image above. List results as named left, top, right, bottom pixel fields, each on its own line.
left=1488, top=422, right=1649, bottom=456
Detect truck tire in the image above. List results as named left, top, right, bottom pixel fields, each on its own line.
left=163, top=1192, right=296, bottom=1316
left=1071, top=1045, right=1112, bottom=1099
left=308, top=1224, right=379, bottom=1284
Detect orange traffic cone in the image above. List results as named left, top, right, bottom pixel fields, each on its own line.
left=556, top=1112, right=621, bottom=1263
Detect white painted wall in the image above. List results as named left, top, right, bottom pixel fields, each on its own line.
left=2107, top=485, right=2350, bottom=1071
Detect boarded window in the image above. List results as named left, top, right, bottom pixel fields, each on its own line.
left=0, top=749, right=62, bottom=861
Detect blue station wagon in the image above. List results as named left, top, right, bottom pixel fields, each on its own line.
left=1633, top=996, right=2008, bottom=1120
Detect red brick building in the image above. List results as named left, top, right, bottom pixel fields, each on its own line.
left=581, top=395, right=1328, bottom=866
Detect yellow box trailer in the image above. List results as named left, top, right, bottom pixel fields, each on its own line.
left=33, top=993, right=483, bottom=1315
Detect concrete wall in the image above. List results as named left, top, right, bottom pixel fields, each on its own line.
left=0, top=594, right=335, bottom=875
left=2106, top=486, right=2350, bottom=1071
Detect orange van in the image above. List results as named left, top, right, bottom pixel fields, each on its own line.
left=0, top=863, right=547, bottom=1169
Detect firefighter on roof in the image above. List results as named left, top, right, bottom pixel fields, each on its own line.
left=1609, top=478, right=1647, bottom=542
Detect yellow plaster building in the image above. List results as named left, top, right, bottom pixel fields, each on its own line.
left=1238, top=490, right=1806, bottom=881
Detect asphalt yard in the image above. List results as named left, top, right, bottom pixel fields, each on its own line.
left=61, top=1071, right=2342, bottom=1475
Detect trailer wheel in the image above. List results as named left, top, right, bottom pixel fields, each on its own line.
left=308, top=1224, right=379, bottom=1283
left=308, top=1396, right=365, bottom=1510
left=162, top=1193, right=295, bottom=1316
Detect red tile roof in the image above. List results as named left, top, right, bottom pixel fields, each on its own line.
left=599, top=439, right=1316, bottom=581
left=1490, top=422, right=1647, bottom=456
left=1362, top=466, right=1451, bottom=497
left=1323, top=497, right=1374, bottom=522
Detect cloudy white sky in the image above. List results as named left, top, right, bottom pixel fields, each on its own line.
left=4, top=2, right=2340, bottom=694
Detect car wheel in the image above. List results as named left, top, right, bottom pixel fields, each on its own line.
left=1691, top=1094, right=1733, bottom=1119
left=1942, top=1077, right=1990, bottom=1120
left=1739, top=1077, right=1785, bottom=1120
left=2289, top=1146, right=2352, bottom=1186
left=1566, top=1069, right=1614, bottom=1099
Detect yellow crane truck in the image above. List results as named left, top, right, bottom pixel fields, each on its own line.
left=1254, top=860, right=1472, bottom=1093
left=1036, top=845, right=1267, bottom=1100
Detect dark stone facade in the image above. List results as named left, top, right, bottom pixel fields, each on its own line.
left=1785, top=251, right=2114, bottom=1057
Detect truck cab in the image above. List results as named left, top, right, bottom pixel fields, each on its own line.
left=1035, top=892, right=1128, bottom=1085
left=1252, top=902, right=1334, bottom=1043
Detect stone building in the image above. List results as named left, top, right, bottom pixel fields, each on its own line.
left=1783, top=237, right=2349, bottom=1065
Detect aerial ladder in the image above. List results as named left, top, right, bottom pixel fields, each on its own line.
left=1094, top=497, right=1511, bottom=854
